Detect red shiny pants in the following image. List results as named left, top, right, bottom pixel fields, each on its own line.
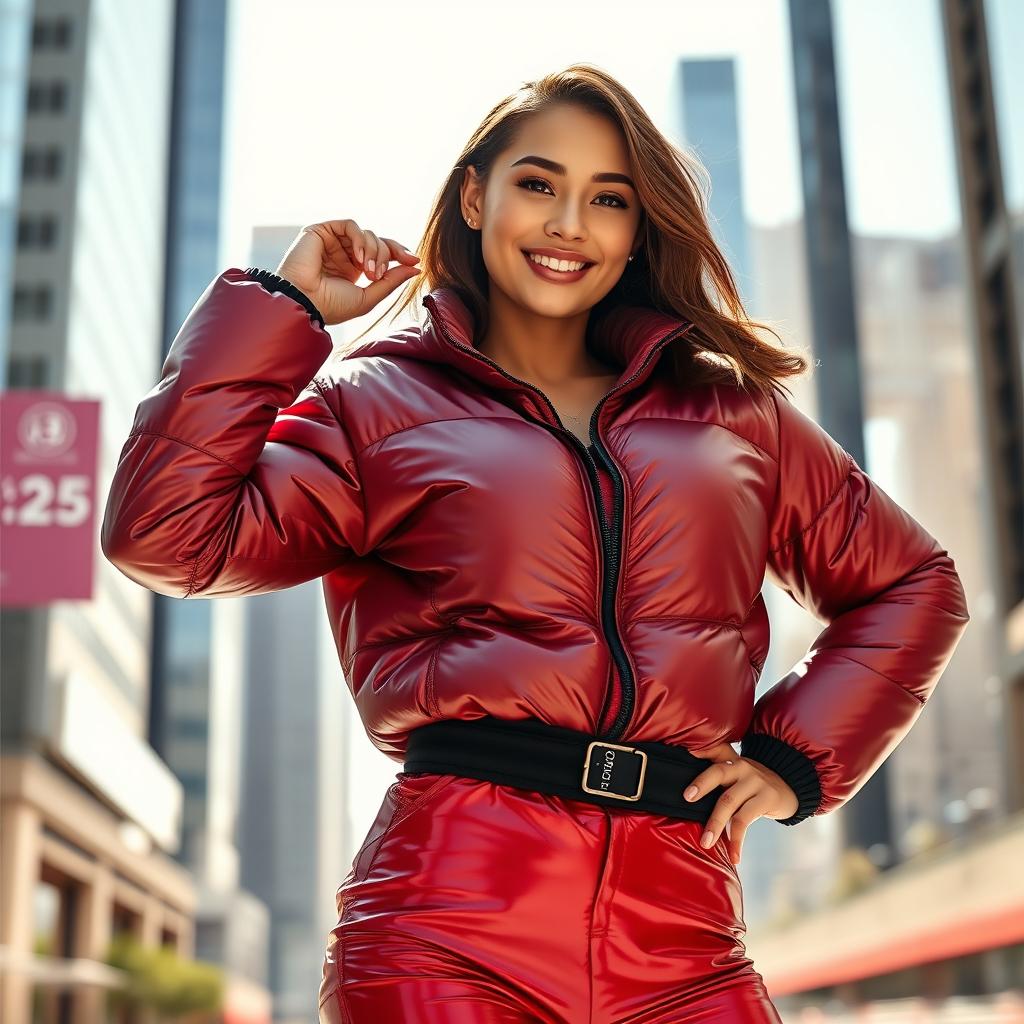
left=319, top=771, right=783, bottom=1023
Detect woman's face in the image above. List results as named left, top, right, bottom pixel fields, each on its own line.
left=461, top=103, right=643, bottom=322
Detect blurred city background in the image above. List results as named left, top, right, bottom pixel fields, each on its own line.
left=0, top=0, right=1022, bottom=1021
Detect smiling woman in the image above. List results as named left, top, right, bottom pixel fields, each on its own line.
left=100, top=57, right=969, bottom=1024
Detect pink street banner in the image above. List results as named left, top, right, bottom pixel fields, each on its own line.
left=0, top=392, right=101, bottom=606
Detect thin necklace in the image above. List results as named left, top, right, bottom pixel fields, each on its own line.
left=558, top=407, right=591, bottom=431
left=555, top=395, right=607, bottom=440
left=556, top=373, right=619, bottom=439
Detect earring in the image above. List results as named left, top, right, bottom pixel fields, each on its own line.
left=628, top=254, right=635, bottom=261
left=466, top=218, right=477, bottom=228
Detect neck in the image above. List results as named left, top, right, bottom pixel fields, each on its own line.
left=476, top=285, right=617, bottom=385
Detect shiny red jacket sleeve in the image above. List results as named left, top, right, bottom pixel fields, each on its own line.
left=739, top=389, right=971, bottom=825
left=100, top=267, right=365, bottom=598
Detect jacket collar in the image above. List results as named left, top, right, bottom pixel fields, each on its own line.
left=340, top=286, right=694, bottom=418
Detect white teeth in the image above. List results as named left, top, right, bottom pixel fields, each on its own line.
left=526, top=252, right=588, bottom=273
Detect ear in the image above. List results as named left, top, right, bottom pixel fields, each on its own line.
left=460, top=164, right=484, bottom=226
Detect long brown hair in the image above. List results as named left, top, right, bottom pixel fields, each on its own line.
left=347, top=62, right=809, bottom=402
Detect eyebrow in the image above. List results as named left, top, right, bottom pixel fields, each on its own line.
left=509, top=155, right=636, bottom=190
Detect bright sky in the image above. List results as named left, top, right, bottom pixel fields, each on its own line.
left=220, top=0, right=1023, bottom=281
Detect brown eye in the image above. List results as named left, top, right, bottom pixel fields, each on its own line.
left=517, top=177, right=553, bottom=195
left=515, top=177, right=629, bottom=209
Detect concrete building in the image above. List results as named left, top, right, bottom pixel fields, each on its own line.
left=0, top=3, right=194, bottom=1022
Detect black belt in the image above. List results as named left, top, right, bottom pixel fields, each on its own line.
left=403, top=716, right=726, bottom=823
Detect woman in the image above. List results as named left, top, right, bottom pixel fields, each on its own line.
left=102, top=65, right=970, bottom=1023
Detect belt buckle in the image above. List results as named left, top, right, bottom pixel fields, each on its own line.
left=582, top=740, right=648, bottom=801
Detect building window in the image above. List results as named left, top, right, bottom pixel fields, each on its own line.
left=12, top=284, right=54, bottom=322
left=23, top=146, right=63, bottom=181
left=32, top=17, right=73, bottom=50
left=7, top=355, right=50, bottom=388
left=111, top=903, right=141, bottom=941
left=26, top=80, right=68, bottom=114
left=17, top=215, right=58, bottom=248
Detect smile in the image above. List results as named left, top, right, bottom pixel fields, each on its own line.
left=521, top=250, right=595, bottom=284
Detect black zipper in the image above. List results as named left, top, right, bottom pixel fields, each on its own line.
left=423, top=300, right=691, bottom=742
left=577, top=324, right=692, bottom=741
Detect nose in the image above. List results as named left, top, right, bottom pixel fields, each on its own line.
left=546, top=206, right=588, bottom=242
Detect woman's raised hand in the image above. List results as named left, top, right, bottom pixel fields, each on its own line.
left=275, top=219, right=422, bottom=326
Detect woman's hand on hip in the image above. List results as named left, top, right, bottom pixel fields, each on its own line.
left=681, top=739, right=799, bottom=866
left=276, top=219, right=421, bottom=326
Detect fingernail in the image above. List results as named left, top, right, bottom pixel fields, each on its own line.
left=366, top=258, right=375, bottom=275
left=701, top=831, right=713, bottom=848
left=684, top=786, right=698, bottom=801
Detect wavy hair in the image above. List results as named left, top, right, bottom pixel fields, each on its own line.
left=347, top=62, right=809, bottom=401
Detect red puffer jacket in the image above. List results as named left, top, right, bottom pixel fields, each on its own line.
left=101, top=267, right=971, bottom=826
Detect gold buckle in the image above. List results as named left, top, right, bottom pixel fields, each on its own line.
left=581, top=740, right=648, bottom=801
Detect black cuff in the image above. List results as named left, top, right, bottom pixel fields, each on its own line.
left=244, top=267, right=325, bottom=329
left=740, top=732, right=822, bottom=826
